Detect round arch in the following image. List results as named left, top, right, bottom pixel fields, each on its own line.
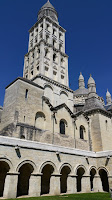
left=0, top=157, right=13, bottom=172
left=60, top=90, right=68, bottom=97
left=75, top=164, right=87, bottom=175
left=16, top=160, right=37, bottom=173
left=89, top=166, right=97, bottom=174
left=60, top=163, right=72, bottom=194
left=59, top=163, right=73, bottom=174
left=0, top=159, right=11, bottom=197
left=39, top=161, right=57, bottom=174
left=98, top=166, right=109, bottom=176
left=98, top=167, right=109, bottom=192
left=89, top=166, right=97, bottom=191
left=44, top=84, right=54, bottom=91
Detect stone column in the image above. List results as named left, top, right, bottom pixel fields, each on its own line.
left=3, top=172, right=19, bottom=199
left=82, top=176, right=91, bottom=193
left=50, top=174, right=61, bottom=195
left=67, top=175, right=77, bottom=194
left=93, top=175, right=103, bottom=192
left=29, top=173, right=42, bottom=197
left=108, top=176, right=112, bottom=190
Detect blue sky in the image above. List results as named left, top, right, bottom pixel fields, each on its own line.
left=0, top=0, right=112, bottom=106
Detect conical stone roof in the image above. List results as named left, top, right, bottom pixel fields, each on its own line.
left=38, top=1, right=58, bottom=22
left=41, top=1, right=55, bottom=10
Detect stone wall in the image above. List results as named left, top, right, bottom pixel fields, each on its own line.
left=0, top=136, right=112, bottom=198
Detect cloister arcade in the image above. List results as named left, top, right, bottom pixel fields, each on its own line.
left=0, top=159, right=110, bottom=198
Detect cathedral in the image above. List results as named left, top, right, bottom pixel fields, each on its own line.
left=0, top=0, right=112, bottom=198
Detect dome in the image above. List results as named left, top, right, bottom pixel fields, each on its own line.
left=88, top=75, right=95, bottom=85
left=38, top=1, right=58, bottom=22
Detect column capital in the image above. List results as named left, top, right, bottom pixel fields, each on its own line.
left=7, top=172, right=20, bottom=176
left=68, top=174, right=77, bottom=177
left=31, top=173, right=42, bottom=176
left=51, top=173, right=61, bottom=177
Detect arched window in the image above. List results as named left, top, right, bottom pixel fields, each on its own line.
left=60, top=120, right=67, bottom=135
left=35, top=112, right=46, bottom=130
left=80, top=125, right=85, bottom=140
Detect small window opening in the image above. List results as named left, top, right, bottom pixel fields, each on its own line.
left=25, top=75, right=28, bottom=79
left=36, top=28, right=38, bottom=32
left=61, top=58, right=64, bottom=63
left=60, top=120, right=65, bottom=135
left=38, top=49, right=40, bottom=54
left=30, top=43, right=33, bottom=47
left=32, top=53, right=34, bottom=58
left=31, top=32, right=34, bottom=37
left=45, top=66, right=48, bottom=71
left=46, top=24, right=49, bottom=30
left=53, top=71, right=57, bottom=76
left=53, top=40, right=56, bottom=46
left=40, top=34, right=42, bottom=39
left=25, top=89, right=28, bottom=99
left=59, top=44, right=62, bottom=51
left=105, top=120, right=108, bottom=130
left=40, top=24, right=43, bottom=29
left=35, top=38, right=37, bottom=43
left=53, top=53, right=56, bottom=62
left=46, top=35, right=49, bottom=43
left=31, top=71, right=33, bottom=75
left=45, top=49, right=48, bottom=57
left=80, top=126, right=85, bottom=140
left=61, top=75, right=64, bottom=79
left=24, top=116, right=25, bottom=122
left=59, top=32, right=62, bottom=39
left=53, top=29, right=56, bottom=35
left=37, top=66, right=39, bottom=71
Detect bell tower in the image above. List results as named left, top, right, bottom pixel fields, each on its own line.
left=23, top=0, right=69, bottom=86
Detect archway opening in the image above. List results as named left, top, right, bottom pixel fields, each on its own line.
left=90, top=168, right=96, bottom=191
left=99, top=169, right=109, bottom=192
left=17, top=163, right=34, bottom=197
left=0, top=161, right=10, bottom=197
left=76, top=167, right=85, bottom=192
left=60, top=166, right=71, bottom=193
left=41, top=164, right=54, bottom=195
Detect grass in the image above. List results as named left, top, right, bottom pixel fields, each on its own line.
left=5, top=193, right=111, bottom=200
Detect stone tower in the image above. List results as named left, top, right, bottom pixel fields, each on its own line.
left=23, top=0, right=69, bottom=86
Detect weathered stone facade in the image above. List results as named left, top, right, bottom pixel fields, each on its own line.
left=0, top=0, right=112, bottom=198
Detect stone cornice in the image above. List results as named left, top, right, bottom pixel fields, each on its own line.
left=1, top=136, right=112, bottom=158
left=25, top=40, right=68, bottom=58
left=29, top=15, right=66, bottom=33
left=84, top=108, right=112, bottom=118
left=31, top=74, right=73, bottom=93
left=5, top=77, right=44, bottom=90
left=73, top=108, right=112, bottom=119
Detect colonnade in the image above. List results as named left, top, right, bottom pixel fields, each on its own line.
left=0, top=161, right=110, bottom=199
